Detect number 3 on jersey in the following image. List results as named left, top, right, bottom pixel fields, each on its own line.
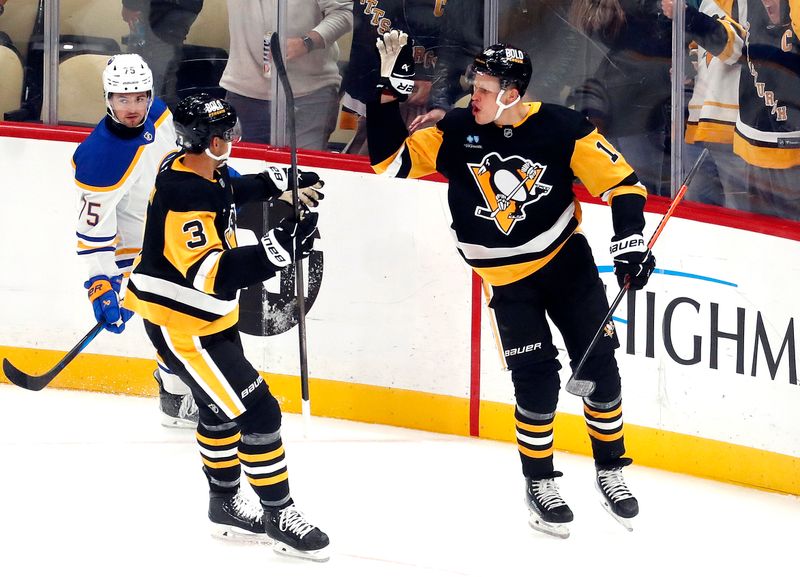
left=183, top=219, right=207, bottom=248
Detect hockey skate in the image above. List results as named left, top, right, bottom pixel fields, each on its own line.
left=155, top=370, right=198, bottom=428
left=596, top=457, right=639, bottom=532
left=525, top=473, right=574, bottom=539
left=265, top=504, right=330, bottom=562
left=209, top=489, right=273, bottom=544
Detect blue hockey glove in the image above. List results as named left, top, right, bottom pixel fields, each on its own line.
left=610, top=233, right=656, bottom=290
left=85, top=275, right=134, bottom=333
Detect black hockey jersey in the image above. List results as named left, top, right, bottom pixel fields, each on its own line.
left=125, top=153, right=281, bottom=335
left=368, top=101, right=647, bottom=286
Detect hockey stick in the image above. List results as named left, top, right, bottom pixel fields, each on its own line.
left=269, top=32, right=312, bottom=427
left=565, top=148, right=709, bottom=397
left=2, top=321, right=104, bottom=391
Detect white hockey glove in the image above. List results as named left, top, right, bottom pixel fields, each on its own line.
left=259, top=167, right=325, bottom=208
left=610, top=233, right=656, bottom=290
left=260, top=212, right=319, bottom=270
left=376, top=29, right=415, bottom=101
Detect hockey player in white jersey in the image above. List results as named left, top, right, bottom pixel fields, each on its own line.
left=72, top=54, right=198, bottom=428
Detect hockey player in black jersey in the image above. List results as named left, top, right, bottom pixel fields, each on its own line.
left=368, top=32, right=656, bottom=537
left=125, top=93, right=330, bottom=561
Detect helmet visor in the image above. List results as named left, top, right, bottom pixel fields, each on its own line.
left=220, top=118, right=242, bottom=144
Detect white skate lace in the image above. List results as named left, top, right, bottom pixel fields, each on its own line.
left=178, top=393, right=198, bottom=420
left=278, top=505, right=315, bottom=538
left=530, top=478, right=567, bottom=510
left=597, top=468, right=634, bottom=503
left=231, top=491, right=264, bottom=523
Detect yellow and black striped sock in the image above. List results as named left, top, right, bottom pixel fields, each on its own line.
left=197, top=421, right=241, bottom=491
left=239, top=429, right=291, bottom=509
left=515, top=405, right=555, bottom=479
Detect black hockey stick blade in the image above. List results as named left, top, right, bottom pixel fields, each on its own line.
left=2, top=321, right=104, bottom=391
left=565, top=149, right=710, bottom=397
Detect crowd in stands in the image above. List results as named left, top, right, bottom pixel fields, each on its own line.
left=0, top=0, right=797, bottom=221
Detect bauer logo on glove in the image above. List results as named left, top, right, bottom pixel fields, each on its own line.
left=376, top=30, right=416, bottom=101
left=610, top=233, right=655, bottom=290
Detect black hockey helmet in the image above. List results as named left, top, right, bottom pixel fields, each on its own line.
left=174, top=93, right=241, bottom=153
left=469, top=44, right=532, bottom=95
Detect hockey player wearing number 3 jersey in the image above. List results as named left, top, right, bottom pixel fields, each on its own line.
left=368, top=32, right=656, bottom=538
left=72, top=53, right=199, bottom=428
left=125, top=94, right=329, bottom=561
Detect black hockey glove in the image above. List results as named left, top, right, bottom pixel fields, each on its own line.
left=376, top=29, right=415, bottom=101
left=260, top=212, right=319, bottom=270
left=258, top=167, right=325, bottom=208
left=610, top=233, right=655, bottom=290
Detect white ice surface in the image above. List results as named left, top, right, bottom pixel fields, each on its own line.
left=0, top=384, right=797, bottom=577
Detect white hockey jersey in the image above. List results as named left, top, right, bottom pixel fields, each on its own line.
left=685, top=0, right=742, bottom=145
left=73, top=98, right=177, bottom=280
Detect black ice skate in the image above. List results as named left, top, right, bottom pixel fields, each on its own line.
left=265, top=504, right=330, bottom=562
left=596, top=457, right=639, bottom=531
left=209, top=489, right=272, bottom=544
left=155, top=370, right=199, bottom=428
left=525, top=472, right=574, bottom=539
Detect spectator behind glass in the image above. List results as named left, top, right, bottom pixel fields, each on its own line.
left=219, top=0, right=352, bottom=151
left=409, top=0, right=599, bottom=131
left=663, top=0, right=799, bottom=220
left=341, top=0, right=447, bottom=154
left=568, top=0, right=673, bottom=197
left=661, top=0, right=750, bottom=211
left=121, top=0, right=204, bottom=110
left=409, top=0, right=483, bottom=131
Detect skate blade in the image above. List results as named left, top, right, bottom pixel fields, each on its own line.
left=597, top=495, right=634, bottom=532
left=528, top=514, right=570, bottom=539
left=273, top=541, right=331, bottom=562
left=210, top=522, right=275, bottom=545
left=160, top=414, right=197, bottom=429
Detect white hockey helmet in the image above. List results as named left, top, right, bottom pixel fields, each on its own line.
left=103, top=54, right=154, bottom=125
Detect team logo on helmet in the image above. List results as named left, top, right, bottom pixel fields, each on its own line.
left=469, top=153, right=553, bottom=235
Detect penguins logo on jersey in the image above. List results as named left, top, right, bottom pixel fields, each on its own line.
left=469, top=153, right=553, bottom=234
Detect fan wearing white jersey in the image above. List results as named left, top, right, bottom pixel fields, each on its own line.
left=72, top=53, right=199, bottom=428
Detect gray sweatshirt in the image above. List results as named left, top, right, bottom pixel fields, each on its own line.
left=220, top=0, right=352, bottom=100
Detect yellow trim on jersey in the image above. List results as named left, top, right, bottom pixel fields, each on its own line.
left=515, top=420, right=553, bottom=433
left=165, top=328, right=245, bottom=418
left=518, top=445, right=555, bottom=458
left=124, top=289, right=239, bottom=336
left=372, top=126, right=443, bottom=178
left=172, top=156, right=219, bottom=182
left=239, top=447, right=285, bottom=463
left=472, top=234, right=571, bottom=286
left=77, top=240, right=114, bottom=251
left=115, top=247, right=141, bottom=256
left=570, top=130, right=640, bottom=198
left=605, top=184, right=647, bottom=204
left=733, top=135, right=800, bottom=169
left=686, top=121, right=735, bottom=145
left=164, top=210, right=222, bottom=278
left=247, top=471, right=290, bottom=486
left=74, top=146, right=147, bottom=192
left=717, top=18, right=739, bottom=63
left=154, top=107, right=171, bottom=128
left=197, top=431, right=242, bottom=446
